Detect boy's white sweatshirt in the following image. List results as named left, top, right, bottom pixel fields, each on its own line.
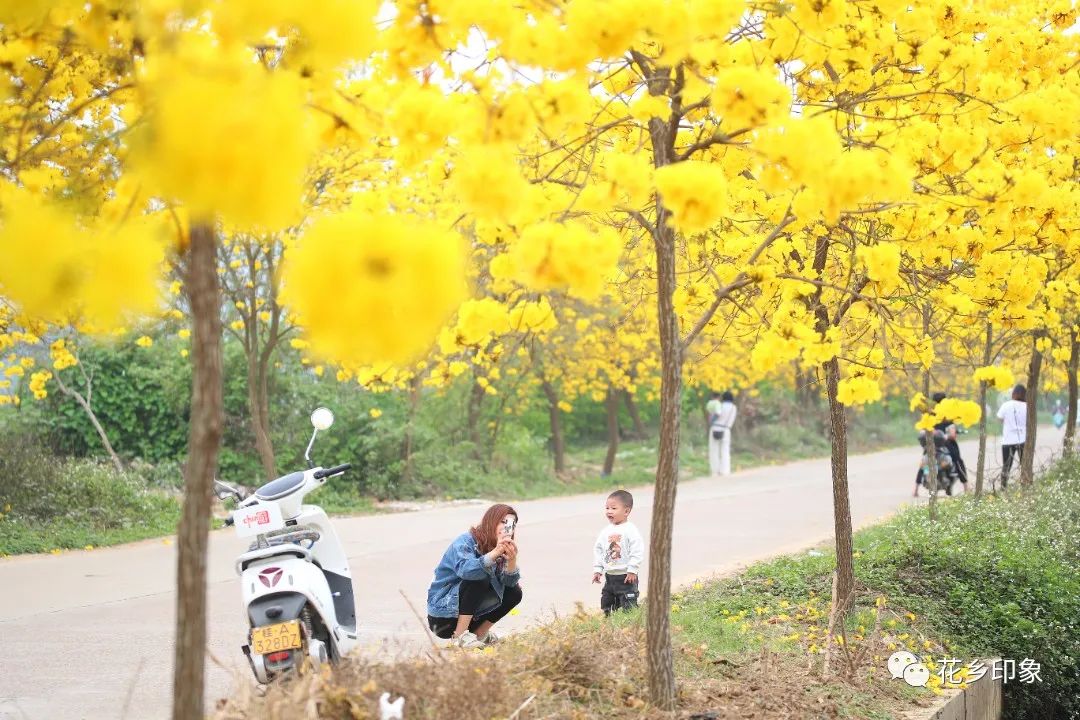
left=592, top=521, right=644, bottom=575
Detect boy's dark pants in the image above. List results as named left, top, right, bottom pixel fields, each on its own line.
left=601, top=573, right=639, bottom=615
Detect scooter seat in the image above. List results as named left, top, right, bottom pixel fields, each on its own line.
left=255, top=471, right=306, bottom=501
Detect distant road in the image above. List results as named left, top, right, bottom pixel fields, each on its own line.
left=0, top=426, right=1064, bottom=719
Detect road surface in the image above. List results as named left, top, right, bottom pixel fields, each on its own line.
left=0, top=427, right=1064, bottom=719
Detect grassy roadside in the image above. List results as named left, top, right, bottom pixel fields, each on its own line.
left=0, top=459, right=183, bottom=555
left=217, top=453, right=1080, bottom=720
left=0, top=497, right=179, bottom=555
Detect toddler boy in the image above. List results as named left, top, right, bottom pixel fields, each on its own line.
left=591, top=490, right=644, bottom=615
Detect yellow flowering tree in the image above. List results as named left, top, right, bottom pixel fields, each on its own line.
left=4, top=0, right=1080, bottom=713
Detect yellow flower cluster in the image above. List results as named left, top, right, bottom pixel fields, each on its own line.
left=654, top=161, right=729, bottom=233
left=282, top=210, right=466, bottom=366
left=858, top=243, right=903, bottom=295
left=138, top=55, right=317, bottom=230
left=927, top=398, right=982, bottom=428
left=836, top=376, right=883, bottom=406
left=509, top=297, right=558, bottom=333
left=0, top=190, right=165, bottom=329
left=499, top=222, right=622, bottom=300
left=710, top=66, right=791, bottom=129
left=442, top=299, right=512, bottom=351
left=973, top=365, right=1015, bottom=391
left=49, top=340, right=77, bottom=370
left=28, top=370, right=52, bottom=400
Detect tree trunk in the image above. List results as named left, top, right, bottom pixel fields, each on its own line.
left=794, top=362, right=819, bottom=413
left=1065, top=328, right=1078, bottom=456
left=402, top=374, right=422, bottom=486
left=975, top=323, right=993, bottom=497
left=920, top=306, right=940, bottom=519
left=52, top=370, right=123, bottom=472
left=823, top=357, right=855, bottom=608
left=623, top=389, right=647, bottom=440
left=645, top=206, right=681, bottom=712
left=173, top=224, right=224, bottom=720
left=975, top=381, right=989, bottom=498
left=540, top=380, right=566, bottom=474
left=466, top=379, right=485, bottom=454
left=1020, top=335, right=1043, bottom=486
left=603, top=387, right=620, bottom=476
left=808, top=235, right=856, bottom=611
left=247, top=355, right=275, bottom=480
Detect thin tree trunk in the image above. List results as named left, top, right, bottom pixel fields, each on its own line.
left=645, top=201, right=681, bottom=712
left=402, top=374, right=422, bottom=485
left=466, top=379, right=484, bottom=451
left=823, top=357, right=855, bottom=607
left=975, top=323, right=992, bottom=497
left=1065, top=328, right=1078, bottom=456
left=794, top=362, right=814, bottom=414
left=247, top=355, right=275, bottom=480
left=921, top=306, right=940, bottom=519
left=975, top=381, right=989, bottom=498
left=258, top=357, right=272, bottom=470
left=809, top=235, right=856, bottom=611
left=603, top=387, right=620, bottom=476
left=1021, top=335, right=1043, bottom=486
left=173, top=224, right=224, bottom=720
left=623, top=389, right=647, bottom=440
left=540, top=380, right=565, bottom=474
left=52, top=370, right=123, bottom=472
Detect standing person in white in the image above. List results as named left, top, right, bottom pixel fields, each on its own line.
left=591, top=490, right=644, bottom=615
left=706, top=391, right=738, bottom=476
left=996, top=383, right=1027, bottom=489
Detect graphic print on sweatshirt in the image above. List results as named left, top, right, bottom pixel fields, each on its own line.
left=606, top=533, right=624, bottom=564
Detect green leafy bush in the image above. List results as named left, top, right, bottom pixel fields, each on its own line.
left=857, top=464, right=1080, bottom=720
left=0, top=434, right=179, bottom=554
left=696, top=458, right=1080, bottom=720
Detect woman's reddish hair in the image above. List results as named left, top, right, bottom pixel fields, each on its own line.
left=470, top=503, right=518, bottom=554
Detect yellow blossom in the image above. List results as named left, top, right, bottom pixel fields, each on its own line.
left=139, top=56, right=317, bottom=230
left=654, top=161, right=728, bottom=233
left=282, top=210, right=466, bottom=367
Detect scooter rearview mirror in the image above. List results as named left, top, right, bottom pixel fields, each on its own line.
left=213, top=480, right=236, bottom=501
left=310, top=407, right=334, bottom=432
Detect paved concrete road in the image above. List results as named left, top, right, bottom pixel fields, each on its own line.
left=0, top=427, right=1065, bottom=719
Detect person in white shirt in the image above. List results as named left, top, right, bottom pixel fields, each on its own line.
left=591, top=490, right=644, bottom=615
left=705, top=391, right=738, bottom=476
left=996, top=384, right=1027, bottom=489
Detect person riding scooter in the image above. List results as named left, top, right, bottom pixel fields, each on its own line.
left=931, top=391, right=968, bottom=489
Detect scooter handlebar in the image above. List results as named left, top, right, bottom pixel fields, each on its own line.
left=313, top=463, right=351, bottom=479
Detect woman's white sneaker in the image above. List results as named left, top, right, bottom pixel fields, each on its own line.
left=453, top=631, right=485, bottom=649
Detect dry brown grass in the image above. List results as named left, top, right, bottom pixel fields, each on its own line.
left=214, top=611, right=920, bottom=720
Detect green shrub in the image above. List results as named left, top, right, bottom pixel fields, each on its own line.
left=0, top=433, right=179, bottom=554
left=856, top=465, right=1080, bottom=720
left=700, top=458, right=1080, bottom=720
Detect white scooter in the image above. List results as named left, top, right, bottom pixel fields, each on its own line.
left=214, top=407, right=358, bottom=682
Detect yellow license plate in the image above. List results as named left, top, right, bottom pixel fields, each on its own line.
left=251, top=621, right=302, bottom=655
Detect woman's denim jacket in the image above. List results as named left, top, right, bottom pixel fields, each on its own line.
left=426, top=531, right=521, bottom=618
